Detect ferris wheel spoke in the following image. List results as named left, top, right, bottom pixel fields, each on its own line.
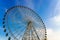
left=9, top=23, right=26, bottom=33
left=15, top=27, right=26, bottom=39
left=10, top=22, right=26, bottom=28
left=16, top=27, right=23, bottom=36
left=13, top=26, right=26, bottom=35
left=19, top=28, right=26, bottom=39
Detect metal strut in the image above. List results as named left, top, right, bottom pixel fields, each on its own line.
left=22, top=21, right=40, bottom=40
left=33, top=26, right=40, bottom=40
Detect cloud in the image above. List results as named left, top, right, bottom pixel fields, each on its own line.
left=54, top=0, right=60, bottom=15
left=24, top=0, right=34, bottom=9
left=15, top=0, right=34, bottom=9
left=47, top=28, right=60, bottom=40
left=49, top=15, right=60, bottom=27
left=45, top=1, right=60, bottom=40
left=45, top=0, right=60, bottom=28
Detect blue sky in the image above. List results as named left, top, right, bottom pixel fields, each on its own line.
left=0, top=0, right=60, bottom=40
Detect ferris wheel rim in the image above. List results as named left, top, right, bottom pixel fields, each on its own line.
left=3, top=6, right=46, bottom=40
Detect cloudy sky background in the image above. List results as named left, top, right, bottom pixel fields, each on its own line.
left=0, top=0, right=60, bottom=40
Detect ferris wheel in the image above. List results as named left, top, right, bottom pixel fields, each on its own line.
left=2, top=6, right=47, bottom=40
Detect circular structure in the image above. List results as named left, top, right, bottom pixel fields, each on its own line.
left=3, top=6, right=47, bottom=40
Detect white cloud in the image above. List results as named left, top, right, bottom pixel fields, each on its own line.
left=45, top=0, right=60, bottom=28
left=53, top=15, right=60, bottom=23
left=15, top=0, right=34, bottom=9
left=54, top=0, right=60, bottom=15
left=46, top=0, right=60, bottom=39
left=24, top=0, right=34, bottom=9
left=49, top=15, right=60, bottom=27
left=47, top=29, right=60, bottom=40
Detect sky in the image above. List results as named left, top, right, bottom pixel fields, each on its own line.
left=0, top=0, right=60, bottom=40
